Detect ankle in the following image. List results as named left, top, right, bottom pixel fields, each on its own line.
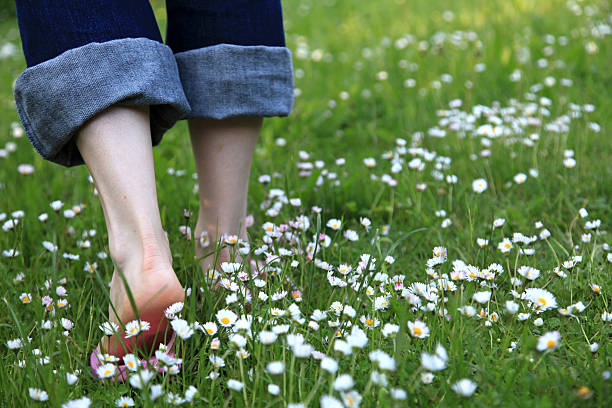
left=109, top=228, right=172, bottom=274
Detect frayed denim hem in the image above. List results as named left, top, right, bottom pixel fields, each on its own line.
left=13, top=37, right=191, bottom=167
left=174, top=44, right=295, bottom=120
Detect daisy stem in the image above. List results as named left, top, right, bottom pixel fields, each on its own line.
left=362, top=376, right=374, bottom=396
left=288, top=354, right=296, bottom=401
left=298, top=364, right=305, bottom=400
left=573, top=315, right=591, bottom=344
left=238, top=356, right=249, bottom=405
left=251, top=343, right=264, bottom=406
left=282, top=347, right=287, bottom=397
left=532, top=353, right=547, bottom=370
left=209, top=370, right=217, bottom=404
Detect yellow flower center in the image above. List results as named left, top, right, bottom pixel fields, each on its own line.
left=103, top=369, right=112, bottom=376
left=221, top=317, right=230, bottom=325
left=206, top=328, right=214, bottom=334
left=538, top=297, right=547, bottom=306
left=365, top=318, right=374, bottom=326
left=414, top=327, right=422, bottom=336
left=505, top=243, right=511, bottom=248
left=23, top=297, right=29, bottom=302
left=546, top=339, right=556, bottom=349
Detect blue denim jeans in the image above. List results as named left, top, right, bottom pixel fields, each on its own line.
left=13, top=0, right=295, bottom=167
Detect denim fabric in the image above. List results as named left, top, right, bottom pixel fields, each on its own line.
left=13, top=0, right=295, bottom=167
left=165, top=0, right=286, bottom=53
left=176, top=44, right=294, bottom=119
left=13, top=38, right=191, bottom=166
left=15, top=0, right=163, bottom=67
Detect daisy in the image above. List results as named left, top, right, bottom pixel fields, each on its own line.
left=513, top=173, right=527, bottom=184
left=129, top=370, right=155, bottom=389
left=170, top=319, right=194, bottom=339
left=321, top=357, right=338, bottom=373
left=326, top=218, right=342, bottom=230
left=96, top=363, right=117, bottom=379
left=29, top=388, right=49, bottom=401
left=270, top=307, right=286, bottom=317
left=227, top=379, right=244, bottom=391
left=432, top=246, right=447, bottom=260
left=216, top=309, right=237, bottom=327
left=96, top=353, right=120, bottom=363
left=360, top=217, right=371, bottom=230
left=452, top=379, right=477, bottom=396
left=472, top=291, right=491, bottom=304
left=498, top=238, right=513, bottom=253
left=517, top=265, right=540, bottom=280
left=124, top=320, right=143, bottom=338
left=374, top=296, right=390, bottom=310
left=472, top=178, right=488, bottom=193
left=66, top=372, right=78, bottom=385
left=321, top=396, right=343, bottom=408
left=407, top=320, right=430, bottom=338
left=493, top=218, right=506, bottom=228
left=476, top=238, right=489, bottom=247
left=202, top=322, right=218, bottom=336
left=363, top=158, right=376, bottom=168
left=17, top=164, right=35, bottom=175
left=341, top=391, right=362, bottom=407
left=99, top=321, right=119, bottom=336
left=19, top=293, right=32, bottom=304
left=420, top=344, right=448, bottom=371
left=115, top=396, right=135, bottom=407
left=536, top=331, right=561, bottom=352
left=266, top=361, right=285, bottom=374
left=524, top=288, right=557, bottom=311
left=333, top=374, right=354, bottom=391
left=209, top=355, right=225, bottom=368
left=421, top=372, right=435, bottom=384
left=360, top=315, right=380, bottom=329
left=61, top=397, right=91, bottom=408
left=164, top=302, right=184, bottom=319
left=343, top=229, right=359, bottom=241
left=382, top=323, right=400, bottom=337
left=123, top=354, right=140, bottom=372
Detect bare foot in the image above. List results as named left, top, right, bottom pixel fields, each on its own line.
left=194, top=230, right=265, bottom=284
left=99, top=237, right=185, bottom=358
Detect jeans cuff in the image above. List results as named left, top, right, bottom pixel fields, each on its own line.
left=13, top=38, right=191, bottom=167
left=174, top=43, right=295, bottom=119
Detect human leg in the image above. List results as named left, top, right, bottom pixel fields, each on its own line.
left=188, top=116, right=261, bottom=275
left=165, top=0, right=295, bottom=276
left=76, top=105, right=185, bottom=357
left=13, top=0, right=191, bottom=359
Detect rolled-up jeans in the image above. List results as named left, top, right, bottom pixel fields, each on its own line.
left=12, top=0, right=295, bottom=167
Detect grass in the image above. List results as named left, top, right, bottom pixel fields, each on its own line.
left=0, top=0, right=610, bottom=406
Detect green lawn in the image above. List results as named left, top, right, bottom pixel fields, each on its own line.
left=0, top=0, right=610, bottom=407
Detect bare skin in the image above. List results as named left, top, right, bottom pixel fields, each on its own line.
left=76, top=105, right=184, bottom=358
left=188, top=116, right=262, bottom=278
